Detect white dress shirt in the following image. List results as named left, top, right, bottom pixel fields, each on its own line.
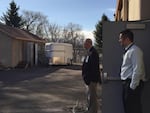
left=121, top=44, right=145, bottom=89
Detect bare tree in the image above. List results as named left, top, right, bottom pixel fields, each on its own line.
left=22, top=10, right=49, bottom=38
left=61, top=23, right=84, bottom=62
left=61, top=27, right=71, bottom=43
left=60, top=23, right=84, bottom=47
left=47, top=23, right=61, bottom=42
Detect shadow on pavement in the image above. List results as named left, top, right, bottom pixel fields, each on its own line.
left=51, top=64, right=82, bottom=71
left=0, top=64, right=82, bottom=84
left=0, top=65, right=85, bottom=113
left=0, top=66, right=59, bottom=84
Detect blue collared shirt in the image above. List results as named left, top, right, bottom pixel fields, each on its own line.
left=121, top=44, right=145, bottom=89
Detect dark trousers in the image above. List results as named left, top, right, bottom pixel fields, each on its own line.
left=122, top=79, right=144, bottom=113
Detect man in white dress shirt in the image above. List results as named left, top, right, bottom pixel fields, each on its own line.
left=119, top=29, right=145, bottom=113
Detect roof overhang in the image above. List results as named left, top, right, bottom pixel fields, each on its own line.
left=15, top=37, right=46, bottom=43
left=115, top=0, right=123, bottom=21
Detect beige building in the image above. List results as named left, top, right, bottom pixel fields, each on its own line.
left=115, top=0, right=150, bottom=21
left=0, top=23, right=46, bottom=68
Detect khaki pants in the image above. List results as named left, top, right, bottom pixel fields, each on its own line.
left=85, top=82, right=98, bottom=113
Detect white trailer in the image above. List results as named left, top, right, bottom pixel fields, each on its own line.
left=45, top=43, right=73, bottom=65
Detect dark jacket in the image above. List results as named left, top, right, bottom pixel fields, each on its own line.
left=82, top=47, right=101, bottom=85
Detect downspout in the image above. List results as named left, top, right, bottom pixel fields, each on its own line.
left=127, top=0, right=129, bottom=21
left=34, top=43, right=38, bottom=66
left=139, top=0, right=141, bottom=20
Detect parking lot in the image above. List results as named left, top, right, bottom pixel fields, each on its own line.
left=0, top=65, right=101, bottom=113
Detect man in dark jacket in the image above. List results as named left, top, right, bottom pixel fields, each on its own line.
left=82, top=38, right=101, bottom=113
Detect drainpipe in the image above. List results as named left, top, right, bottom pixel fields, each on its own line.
left=35, top=43, right=38, bottom=66
left=127, top=0, right=129, bottom=21
left=139, top=0, right=141, bottom=20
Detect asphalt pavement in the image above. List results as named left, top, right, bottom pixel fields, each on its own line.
left=0, top=65, right=101, bottom=113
